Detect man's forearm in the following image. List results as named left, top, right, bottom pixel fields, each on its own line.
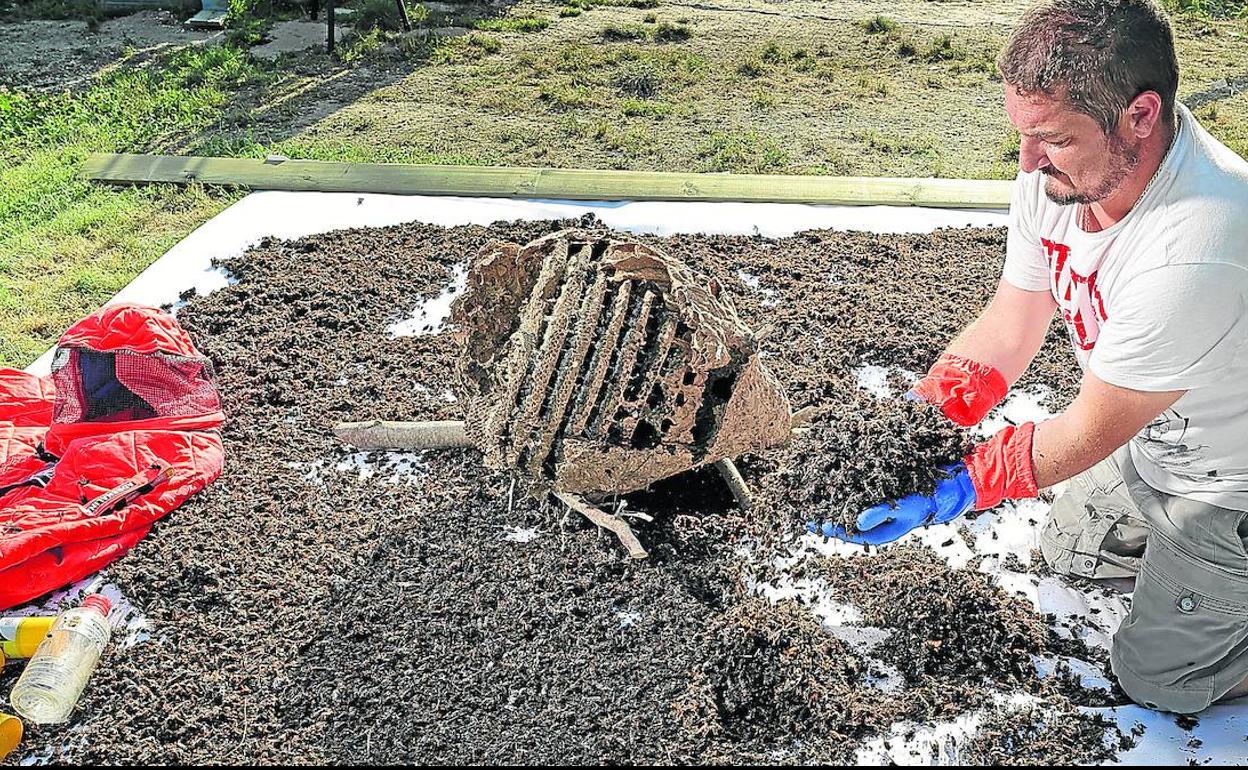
left=1029, top=377, right=1184, bottom=489
left=941, top=281, right=1056, bottom=387
left=1030, top=412, right=1129, bottom=489
left=944, top=317, right=1042, bottom=387
left=911, top=281, right=1057, bottom=427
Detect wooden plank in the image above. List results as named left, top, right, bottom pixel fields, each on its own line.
left=184, top=9, right=228, bottom=29
left=100, top=0, right=188, bottom=10
left=82, top=153, right=1012, bottom=209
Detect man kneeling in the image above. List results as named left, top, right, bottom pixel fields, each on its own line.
left=820, top=0, right=1248, bottom=714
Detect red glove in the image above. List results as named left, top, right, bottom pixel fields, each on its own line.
left=964, top=422, right=1038, bottom=510
left=910, top=354, right=1009, bottom=427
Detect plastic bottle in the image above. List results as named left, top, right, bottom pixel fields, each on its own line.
left=10, top=596, right=112, bottom=724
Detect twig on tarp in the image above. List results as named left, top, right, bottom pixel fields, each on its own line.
left=790, top=405, right=830, bottom=428
left=554, top=491, right=649, bottom=560
left=713, top=458, right=753, bottom=512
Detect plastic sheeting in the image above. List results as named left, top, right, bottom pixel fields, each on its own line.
left=21, top=191, right=1246, bottom=764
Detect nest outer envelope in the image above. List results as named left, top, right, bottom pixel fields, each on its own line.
left=451, top=228, right=792, bottom=496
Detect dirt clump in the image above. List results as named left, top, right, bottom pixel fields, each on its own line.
left=814, top=545, right=1050, bottom=686
left=676, top=598, right=871, bottom=760
left=762, top=392, right=971, bottom=532
left=958, top=697, right=1130, bottom=765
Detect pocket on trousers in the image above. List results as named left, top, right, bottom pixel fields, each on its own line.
left=1040, top=480, right=1136, bottom=579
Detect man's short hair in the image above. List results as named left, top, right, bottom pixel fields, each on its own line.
left=998, top=0, right=1179, bottom=134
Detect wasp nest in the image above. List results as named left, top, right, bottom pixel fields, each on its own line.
left=451, top=228, right=792, bottom=496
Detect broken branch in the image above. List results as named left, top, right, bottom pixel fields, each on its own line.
left=713, top=458, right=753, bottom=512
left=554, top=491, right=649, bottom=559
left=333, top=419, right=473, bottom=451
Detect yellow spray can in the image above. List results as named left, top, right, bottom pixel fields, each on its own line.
left=1, top=616, right=56, bottom=660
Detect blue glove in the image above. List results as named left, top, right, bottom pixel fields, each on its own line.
left=808, top=464, right=977, bottom=546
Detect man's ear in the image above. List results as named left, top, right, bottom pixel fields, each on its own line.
left=1125, top=91, right=1164, bottom=139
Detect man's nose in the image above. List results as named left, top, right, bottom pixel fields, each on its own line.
left=1018, top=136, right=1050, bottom=173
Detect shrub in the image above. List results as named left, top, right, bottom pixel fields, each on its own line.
left=601, top=23, right=648, bottom=41
left=652, top=21, right=691, bottom=42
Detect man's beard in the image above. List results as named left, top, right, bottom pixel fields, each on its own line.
left=1042, top=133, right=1141, bottom=205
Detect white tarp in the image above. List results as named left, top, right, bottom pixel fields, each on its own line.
left=20, top=191, right=1246, bottom=764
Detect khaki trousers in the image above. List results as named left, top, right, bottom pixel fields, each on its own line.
left=1040, top=446, right=1248, bottom=714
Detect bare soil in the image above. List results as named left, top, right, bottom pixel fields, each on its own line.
left=4, top=217, right=1125, bottom=764
left=0, top=11, right=221, bottom=90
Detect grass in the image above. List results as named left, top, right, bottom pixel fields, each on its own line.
left=539, top=83, right=595, bottom=109
left=858, top=15, right=898, bottom=35
left=0, top=0, right=112, bottom=21
left=698, top=132, right=789, bottom=173
left=600, top=20, right=691, bottom=43
left=0, top=45, right=268, bottom=366
left=601, top=23, right=649, bottom=41
left=616, top=64, right=663, bottom=98
left=1162, top=0, right=1248, bottom=18
left=620, top=98, right=672, bottom=117
left=353, top=0, right=430, bottom=32
left=651, top=22, right=692, bottom=43
left=473, top=15, right=551, bottom=33
left=430, top=32, right=502, bottom=63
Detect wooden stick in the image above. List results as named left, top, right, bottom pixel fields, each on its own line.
left=714, top=458, right=753, bottom=512
left=327, top=0, right=336, bottom=55
left=333, top=419, right=473, bottom=450
left=790, top=404, right=831, bottom=428
left=554, top=492, right=648, bottom=559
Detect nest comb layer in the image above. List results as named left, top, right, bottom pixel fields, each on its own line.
left=451, top=228, right=792, bottom=496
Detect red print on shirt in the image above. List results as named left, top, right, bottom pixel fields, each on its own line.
left=1043, top=238, right=1107, bottom=351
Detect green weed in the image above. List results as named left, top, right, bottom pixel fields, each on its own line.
left=473, top=15, right=551, bottom=33
left=431, top=32, right=502, bottom=63
left=1162, top=0, right=1247, bottom=18
left=601, top=23, right=649, bottom=41
left=858, top=14, right=899, bottom=34
left=539, top=84, right=594, bottom=110
left=697, top=131, right=789, bottom=173
left=652, top=22, right=691, bottom=42
left=621, top=98, right=672, bottom=117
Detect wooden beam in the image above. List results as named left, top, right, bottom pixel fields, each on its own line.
left=82, top=153, right=1012, bottom=209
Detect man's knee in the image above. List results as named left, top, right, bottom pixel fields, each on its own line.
left=1111, top=646, right=1214, bottom=714
left=1039, top=497, right=1090, bottom=577
left=1111, top=539, right=1248, bottom=714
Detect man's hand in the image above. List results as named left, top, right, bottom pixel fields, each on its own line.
left=908, top=355, right=1009, bottom=427
left=810, top=465, right=977, bottom=545
left=814, top=423, right=1037, bottom=544
left=814, top=370, right=1184, bottom=546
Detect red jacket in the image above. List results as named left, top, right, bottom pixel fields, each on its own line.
left=0, top=304, right=224, bottom=609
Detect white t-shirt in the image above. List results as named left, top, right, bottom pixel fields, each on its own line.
left=1004, top=104, right=1248, bottom=511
